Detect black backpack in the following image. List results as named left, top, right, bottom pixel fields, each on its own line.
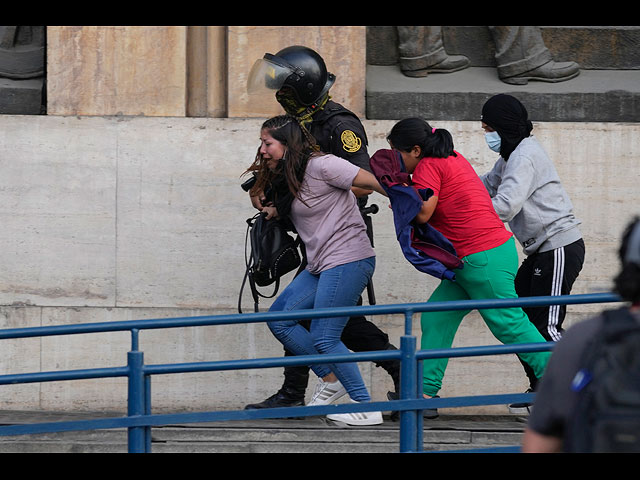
left=238, top=212, right=301, bottom=313
left=566, top=307, right=640, bottom=452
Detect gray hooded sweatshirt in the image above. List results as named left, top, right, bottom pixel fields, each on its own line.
left=480, top=136, right=582, bottom=255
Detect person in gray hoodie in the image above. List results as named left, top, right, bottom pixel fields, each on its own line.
left=480, top=94, right=585, bottom=411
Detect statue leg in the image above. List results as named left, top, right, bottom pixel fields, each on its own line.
left=489, top=26, right=580, bottom=85
left=396, top=26, right=469, bottom=77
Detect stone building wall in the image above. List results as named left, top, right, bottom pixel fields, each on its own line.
left=45, top=26, right=366, bottom=118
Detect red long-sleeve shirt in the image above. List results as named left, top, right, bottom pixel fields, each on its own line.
left=412, top=151, right=512, bottom=258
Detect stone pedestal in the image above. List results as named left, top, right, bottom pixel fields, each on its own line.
left=0, top=78, right=43, bottom=114
left=366, top=26, right=640, bottom=122
left=0, top=26, right=45, bottom=114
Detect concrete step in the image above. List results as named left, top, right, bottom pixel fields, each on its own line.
left=0, top=411, right=528, bottom=453
left=365, top=26, right=640, bottom=122
left=366, top=65, right=640, bottom=122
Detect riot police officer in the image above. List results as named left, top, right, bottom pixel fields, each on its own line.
left=244, top=45, right=400, bottom=410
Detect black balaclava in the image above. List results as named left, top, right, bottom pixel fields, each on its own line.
left=481, top=94, right=533, bottom=160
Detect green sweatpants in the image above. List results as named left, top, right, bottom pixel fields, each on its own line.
left=421, top=237, right=550, bottom=397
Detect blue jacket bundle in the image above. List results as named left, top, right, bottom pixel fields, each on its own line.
left=369, top=149, right=462, bottom=281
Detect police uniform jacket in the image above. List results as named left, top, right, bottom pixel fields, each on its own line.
left=307, top=100, right=371, bottom=173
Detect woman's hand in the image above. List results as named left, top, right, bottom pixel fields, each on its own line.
left=250, top=191, right=267, bottom=210
left=261, top=205, right=279, bottom=220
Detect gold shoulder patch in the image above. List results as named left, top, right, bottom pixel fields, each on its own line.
left=341, top=130, right=362, bottom=153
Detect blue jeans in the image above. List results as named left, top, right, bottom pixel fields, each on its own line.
left=268, top=256, right=375, bottom=402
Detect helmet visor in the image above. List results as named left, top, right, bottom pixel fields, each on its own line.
left=247, top=55, right=295, bottom=95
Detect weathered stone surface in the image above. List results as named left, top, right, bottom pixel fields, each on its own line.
left=226, top=26, right=366, bottom=118
left=46, top=26, right=188, bottom=116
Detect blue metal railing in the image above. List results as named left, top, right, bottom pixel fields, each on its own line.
left=0, top=292, right=622, bottom=453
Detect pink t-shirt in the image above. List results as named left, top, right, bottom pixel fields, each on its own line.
left=290, top=154, right=375, bottom=273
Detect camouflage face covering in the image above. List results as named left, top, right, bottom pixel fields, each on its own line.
left=276, top=88, right=306, bottom=116
left=276, top=89, right=331, bottom=130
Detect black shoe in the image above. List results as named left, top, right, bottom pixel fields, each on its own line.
left=245, top=390, right=305, bottom=410
left=508, top=388, right=534, bottom=414
left=377, top=344, right=401, bottom=393
left=387, top=391, right=439, bottom=421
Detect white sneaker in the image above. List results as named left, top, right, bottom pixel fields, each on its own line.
left=326, top=401, right=383, bottom=426
left=308, top=378, right=347, bottom=406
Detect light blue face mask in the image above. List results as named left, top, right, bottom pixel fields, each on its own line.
left=485, top=131, right=501, bottom=153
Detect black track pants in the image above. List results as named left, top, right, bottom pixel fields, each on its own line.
left=515, top=238, right=585, bottom=386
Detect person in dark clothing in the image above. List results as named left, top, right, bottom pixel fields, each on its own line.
left=244, top=45, right=400, bottom=410
left=479, top=94, right=585, bottom=412
left=523, top=216, right=640, bottom=452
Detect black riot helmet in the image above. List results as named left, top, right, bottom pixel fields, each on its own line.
left=247, top=45, right=336, bottom=110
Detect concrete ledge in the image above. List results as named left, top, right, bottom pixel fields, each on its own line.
left=0, top=78, right=43, bottom=114
left=366, top=65, right=640, bottom=122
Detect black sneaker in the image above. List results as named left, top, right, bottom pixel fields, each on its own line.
left=245, top=391, right=305, bottom=410
left=508, top=388, right=534, bottom=414
left=387, top=391, right=439, bottom=421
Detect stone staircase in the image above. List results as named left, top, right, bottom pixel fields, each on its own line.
left=366, top=26, right=640, bottom=122
left=0, top=411, right=528, bottom=453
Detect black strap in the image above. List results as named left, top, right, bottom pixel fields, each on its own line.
left=238, top=213, right=292, bottom=313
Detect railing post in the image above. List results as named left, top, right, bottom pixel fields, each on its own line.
left=144, top=375, right=152, bottom=452
left=399, top=311, right=419, bottom=453
left=127, top=329, right=147, bottom=453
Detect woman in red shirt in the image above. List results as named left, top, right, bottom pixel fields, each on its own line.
left=386, top=118, right=550, bottom=411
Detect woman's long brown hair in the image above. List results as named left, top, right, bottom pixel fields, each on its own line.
left=244, top=115, right=319, bottom=202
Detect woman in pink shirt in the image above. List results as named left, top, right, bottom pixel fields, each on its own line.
left=248, top=115, right=385, bottom=426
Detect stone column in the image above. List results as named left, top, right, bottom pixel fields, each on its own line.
left=187, top=26, right=227, bottom=118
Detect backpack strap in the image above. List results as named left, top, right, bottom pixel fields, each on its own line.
left=239, top=214, right=269, bottom=313
left=238, top=214, right=257, bottom=313
left=238, top=213, right=299, bottom=313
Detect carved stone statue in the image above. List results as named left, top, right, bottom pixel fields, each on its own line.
left=0, top=26, right=46, bottom=114
left=396, top=26, right=580, bottom=85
